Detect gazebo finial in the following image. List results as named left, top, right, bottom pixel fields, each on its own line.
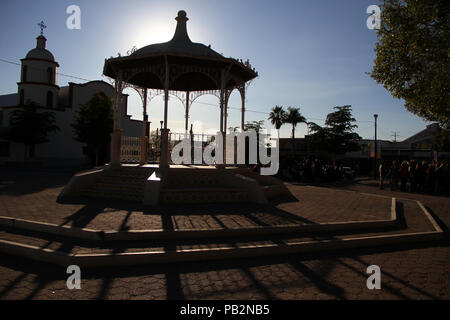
left=175, top=10, right=189, bottom=23
left=171, top=10, right=191, bottom=43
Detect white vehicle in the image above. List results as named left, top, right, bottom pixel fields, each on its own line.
left=342, top=167, right=355, bottom=177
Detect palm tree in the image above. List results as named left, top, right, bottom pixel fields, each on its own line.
left=285, top=106, right=306, bottom=153
left=268, top=105, right=287, bottom=130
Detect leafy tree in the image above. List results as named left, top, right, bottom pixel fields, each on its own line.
left=432, top=125, right=450, bottom=152
left=244, top=120, right=265, bottom=133
left=2, top=102, right=59, bottom=161
left=268, top=105, right=287, bottom=130
left=370, top=0, right=449, bottom=126
left=244, top=120, right=266, bottom=164
left=72, top=92, right=113, bottom=166
left=308, top=105, right=361, bottom=156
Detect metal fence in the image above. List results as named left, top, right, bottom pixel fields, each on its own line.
left=120, top=136, right=142, bottom=163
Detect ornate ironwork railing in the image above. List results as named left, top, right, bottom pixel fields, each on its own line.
left=120, top=136, right=142, bottom=163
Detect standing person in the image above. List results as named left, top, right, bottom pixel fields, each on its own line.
left=417, top=161, right=426, bottom=192
left=379, top=161, right=385, bottom=189
left=390, top=160, right=400, bottom=191
left=399, top=161, right=409, bottom=192
left=409, top=160, right=418, bottom=193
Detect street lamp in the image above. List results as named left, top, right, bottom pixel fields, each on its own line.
left=374, top=114, right=378, bottom=179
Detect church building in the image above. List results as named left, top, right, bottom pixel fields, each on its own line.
left=0, top=31, right=143, bottom=165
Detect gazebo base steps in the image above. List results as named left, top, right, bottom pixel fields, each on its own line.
left=0, top=199, right=443, bottom=267
left=160, top=187, right=249, bottom=204
left=59, top=165, right=293, bottom=205
left=0, top=225, right=443, bottom=268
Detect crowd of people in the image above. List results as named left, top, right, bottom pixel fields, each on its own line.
left=279, top=157, right=357, bottom=182
left=379, top=160, right=450, bottom=195
left=277, top=156, right=449, bottom=196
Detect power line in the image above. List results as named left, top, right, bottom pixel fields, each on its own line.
left=0, top=58, right=93, bottom=82
left=0, top=57, right=377, bottom=124
left=192, top=100, right=374, bottom=123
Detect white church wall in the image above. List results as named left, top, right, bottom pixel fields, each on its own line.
left=17, top=83, right=58, bottom=107
left=20, top=60, right=58, bottom=84
left=35, top=81, right=143, bottom=165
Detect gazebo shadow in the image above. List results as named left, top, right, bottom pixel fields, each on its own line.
left=143, top=201, right=315, bottom=231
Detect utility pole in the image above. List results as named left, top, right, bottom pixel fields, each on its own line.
left=374, top=114, right=378, bottom=179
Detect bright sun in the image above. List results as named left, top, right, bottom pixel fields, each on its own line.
left=132, top=20, right=175, bottom=48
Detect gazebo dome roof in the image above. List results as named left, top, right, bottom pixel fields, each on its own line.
left=131, top=11, right=223, bottom=59
left=103, top=10, right=257, bottom=91
left=25, top=35, right=56, bottom=62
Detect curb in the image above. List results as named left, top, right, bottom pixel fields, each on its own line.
left=0, top=230, right=443, bottom=268
left=0, top=198, right=397, bottom=242
left=0, top=199, right=444, bottom=267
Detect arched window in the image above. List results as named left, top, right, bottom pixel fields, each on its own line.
left=19, top=89, right=25, bottom=105
left=46, top=91, right=53, bottom=107
left=22, top=66, right=28, bottom=82
left=47, top=67, right=53, bottom=84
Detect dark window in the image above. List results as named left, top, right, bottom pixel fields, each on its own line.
left=19, top=89, right=24, bottom=105
left=46, top=91, right=53, bottom=107
left=22, top=65, right=28, bottom=82
left=0, top=141, right=10, bottom=157
left=47, top=67, right=53, bottom=84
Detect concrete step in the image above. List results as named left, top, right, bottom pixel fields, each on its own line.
left=160, top=187, right=249, bottom=204
left=77, top=167, right=154, bottom=202
left=0, top=200, right=443, bottom=267
left=79, top=189, right=143, bottom=201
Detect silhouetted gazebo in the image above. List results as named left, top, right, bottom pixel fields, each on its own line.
left=103, top=10, right=258, bottom=167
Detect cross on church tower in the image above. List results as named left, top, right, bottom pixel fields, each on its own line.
left=37, top=21, right=46, bottom=36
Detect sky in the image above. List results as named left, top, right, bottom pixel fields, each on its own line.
left=0, top=0, right=432, bottom=141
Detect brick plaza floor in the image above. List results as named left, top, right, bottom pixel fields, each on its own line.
left=0, top=168, right=449, bottom=300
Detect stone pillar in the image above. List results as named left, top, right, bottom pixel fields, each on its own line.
left=140, top=136, right=148, bottom=165
left=160, top=128, right=170, bottom=168
left=110, top=130, right=122, bottom=167
left=110, top=72, right=123, bottom=167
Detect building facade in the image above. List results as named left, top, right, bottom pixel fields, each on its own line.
left=0, top=33, right=143, bottom=165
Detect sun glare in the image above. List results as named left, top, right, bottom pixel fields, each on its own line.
left=131, top=20, right=174, bottom=48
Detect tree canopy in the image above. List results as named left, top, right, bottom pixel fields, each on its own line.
left=432, top=126, right=450, bottom=152
left=72, top=92, right=113, bottom=166
left=268, top=105, right=287, bottom=130
left=370, top=0, right=449, bottom=126
left=284, top=107, right=306, bottom=140
left=2, top=102, right=59, bottom=159
left=307, top=105, right=361, bottom=155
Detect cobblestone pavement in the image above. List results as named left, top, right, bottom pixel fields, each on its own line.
left=0, top=169, right=449, bottom=300
left=0, top=171, right=392, bottom=231
left=0, top=242, right=448, bottom=300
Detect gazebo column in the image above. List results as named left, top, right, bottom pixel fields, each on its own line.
left=224, top=98, right=228, bottom=135
left=110, top=71, right=123, bottom=167
left=218, top=70, right=226, bottom=167
left=140, top=88, right=148, bottom=165
left=240, top=86, right=246, bottom=131
left=185, top=91, right=190, bottom=131
left=160, top=59, right=170, bottom=168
